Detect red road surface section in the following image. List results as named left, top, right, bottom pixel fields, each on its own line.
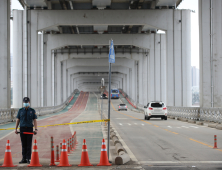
left=0, top=92, right=89, bottom=160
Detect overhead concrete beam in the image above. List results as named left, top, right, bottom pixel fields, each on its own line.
left=66, top=58, right=135, bottom=69
left=55, top=51, right=144, bottom=61
left=31, top=10, right=176, bottom=31
left=46, top=34, right=151, bottom=50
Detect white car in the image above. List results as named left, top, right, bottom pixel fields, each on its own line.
left=144, top=101, right=167, bottom=120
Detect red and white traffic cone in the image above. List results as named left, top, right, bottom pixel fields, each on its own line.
left=28, top=139, right=42, bottom=167
left=97, top=139, right=111, bottom=166
left=57, top=139, right=71, bottom=167
left=1, top=140, right=17, bottom=167
left=213, top=135, right=218, bottom=149
left=78, top=139, right=93, bottom=166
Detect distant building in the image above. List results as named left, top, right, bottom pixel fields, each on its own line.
left=191, top=66, right=199, bottom=87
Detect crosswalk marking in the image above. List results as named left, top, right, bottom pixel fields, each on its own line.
left=117, top=124, right=200, bottom=129
left=190, top=126, right=198, bottom=128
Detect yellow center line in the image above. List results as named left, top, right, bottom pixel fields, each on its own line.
left=111, top=102, right=222, bottom=153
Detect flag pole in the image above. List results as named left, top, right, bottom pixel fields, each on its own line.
left=107, top=40, right=111, bottom=160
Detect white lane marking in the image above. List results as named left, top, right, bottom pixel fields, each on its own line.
left=140, top=161, right=222, bottom=164
left=116, top=118, right=128, bottom=119
left=190, top=126, right=198, bottom=128
left=128, top=123, right=131, bottom=126
left=110, top=123, right=139, bottom=162
left=119, top=123, right=123, bottom=126
left=134, top=123, right=137, bottom=125
left=0, top=131, right=14, bottom=141
left=141, top=124, right=144, bottom=126
left=167, top=126, right=172, bottom=128
left=182, top=126, right=189, bottom=128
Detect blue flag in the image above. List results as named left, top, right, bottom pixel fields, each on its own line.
left=109, top=40, right=115, bottom=63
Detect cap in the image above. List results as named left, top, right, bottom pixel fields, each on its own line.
left=23, top=97, right=30, bottom=103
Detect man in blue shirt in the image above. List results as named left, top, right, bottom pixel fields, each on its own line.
left=15, top=97, right=38, bottom=164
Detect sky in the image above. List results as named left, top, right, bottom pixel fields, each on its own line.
left=10, top=0, right=199, bottom=68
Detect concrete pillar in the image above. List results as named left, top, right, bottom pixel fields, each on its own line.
left=149, top=34, right=155, bottom=101
left=143, top=54, right=148, bottom=105
left=23, top=8, right=28, bottom=98
left=28, top=9, right=39, bottom=107
left=199, top=0, right=222, bottom=107
left=0, top=0, right=10, bottom=108
left=132, top=63, right=136, bottom=100
left=52, top=52, right=55, bottom=106
left=13, top=10, right=23, bottom=108
left=37, top=34, right=43, bottom=107
left=155, top=34, right=161, bottom=101
left=139, top=57, right=143, bottom=104
left=54, top=52, right=57, bottom=106
left=43, top=34, right=47, bottom=106
left=166, top=10, right=191, bottom=106
left=62, top=60, right=67, bottom=102
left=160, top=34, right=166, bottom=103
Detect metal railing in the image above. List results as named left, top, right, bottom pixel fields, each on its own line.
left=0, top=89, right=79, bottom=124
left=167, top=107, right=222, bottom=123
left=167, top=107, right=200, bottom=120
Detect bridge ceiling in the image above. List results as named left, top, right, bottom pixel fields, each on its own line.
left=21, top=0, right=182, bottom=10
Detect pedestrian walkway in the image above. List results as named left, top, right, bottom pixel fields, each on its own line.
left=69, top=92, right=103, bottom=164
left=0, top=92, right=84, bottom=164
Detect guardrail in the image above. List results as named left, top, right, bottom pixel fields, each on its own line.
left=0, top=89, right=79, bottom=124
left=119, top=89, right=144, bottom=112
left=167, top=107, right=222, bottom=123
left=167, top=107, right=200, bottom=120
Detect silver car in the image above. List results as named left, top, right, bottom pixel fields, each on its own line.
left=118, top=104, right=127, bottom=111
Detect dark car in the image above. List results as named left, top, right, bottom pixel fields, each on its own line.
left=100, top=93, right=108, bottom=99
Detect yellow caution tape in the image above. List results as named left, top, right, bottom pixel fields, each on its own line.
left=0, top=119, right=110, bottom=131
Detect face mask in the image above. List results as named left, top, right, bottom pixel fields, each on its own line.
left=23, top=103, right=29, bottom=107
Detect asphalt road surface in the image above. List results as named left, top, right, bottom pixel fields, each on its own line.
left=101, top=97, right=222, bottom=170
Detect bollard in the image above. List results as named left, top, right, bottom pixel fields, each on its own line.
left=49, top=137, right=56, bottom=166
left=55, top=145, right=60, bottom=162
left=67, top=139, right=70, bottom=154
left=213, top=135, right=218, bottom=149
left=72, top=135, right=74, bottom=151
left=60, top=142, right=62, bottom=157
left=69, top=137, right=72, bottom=151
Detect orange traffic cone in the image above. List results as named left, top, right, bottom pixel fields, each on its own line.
left=1, top=140, right=17, bottom=167
left=97, top=139, right=111, bottom=166
left=57, top=139, right=71, bottom=167
left=28, top=139, right=42, bottom=167
left=78, top=139, right=93, bottom=166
